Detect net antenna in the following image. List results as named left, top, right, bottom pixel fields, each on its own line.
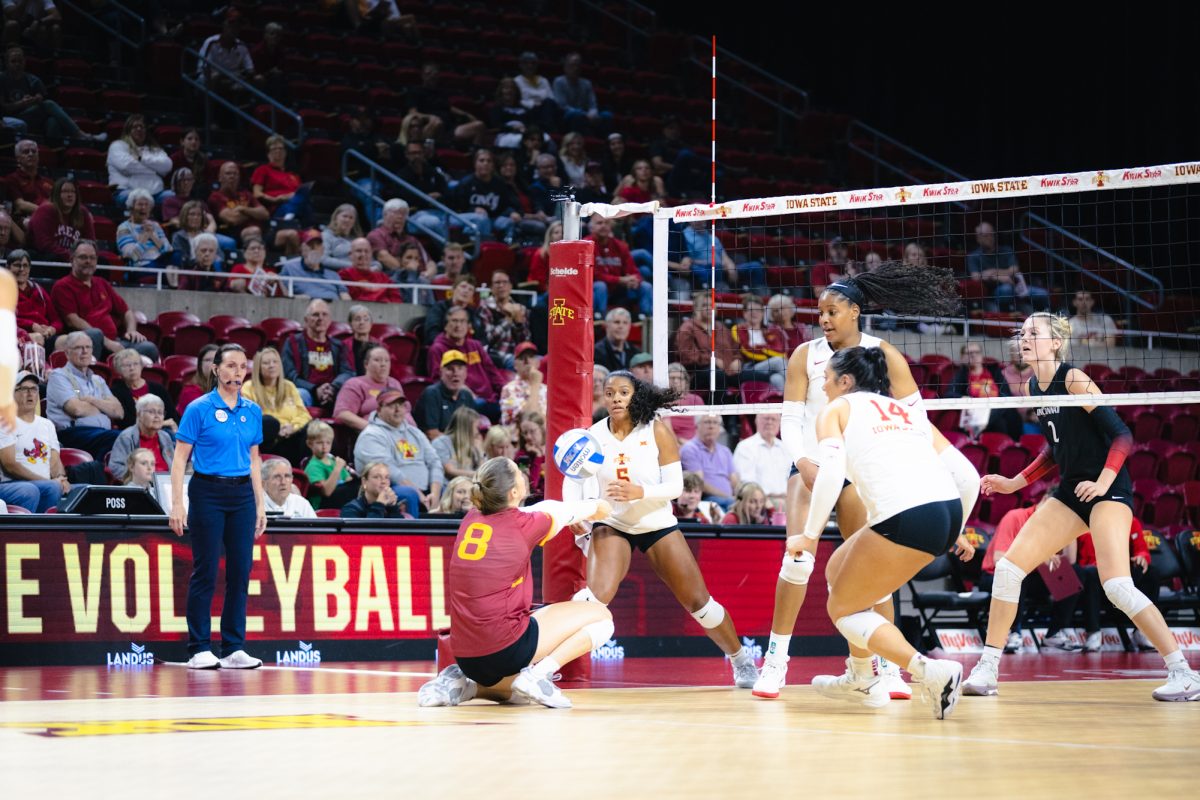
left=708, top=35, right=718, bottom=396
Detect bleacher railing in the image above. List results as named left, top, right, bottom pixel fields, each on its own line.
left=341, top=148, right=482, bottom=257
left=58, top=0, right=145, bottom=52
left=181, top=48, right=304, bottom=150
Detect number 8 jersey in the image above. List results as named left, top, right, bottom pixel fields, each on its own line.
left=839, top=391, right=956, bottom=526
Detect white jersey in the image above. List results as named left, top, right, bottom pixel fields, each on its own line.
left=587, top=417, right=678, bottom=535
left=839, top=391, right=955, bottom=525
left=801, top=333, right=882, bottom=458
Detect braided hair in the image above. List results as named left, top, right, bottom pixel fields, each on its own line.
left=606, top=370, right=682, bottom=427
left=823, top=260, right=962, bottom=317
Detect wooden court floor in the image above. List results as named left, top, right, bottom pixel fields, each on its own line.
left=0, top=655, right=1195, bottom=799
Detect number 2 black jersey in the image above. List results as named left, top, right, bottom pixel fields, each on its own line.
left=1028, top=362, right=1131, bottom=487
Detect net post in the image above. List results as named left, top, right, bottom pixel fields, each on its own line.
left=652, top=214, right=670, bottom=387
left=562, top=199, right=582, bottom=241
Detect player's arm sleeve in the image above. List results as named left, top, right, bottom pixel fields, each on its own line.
left=526, top=499, right=601, bottom=542
left=802, top=438, right=845, bottom=539
left=781, top=400, right=806, bottom=464
left=641, top=461, right=683, bottom=501
left=1019, top=446, right=1056, bottom=485
left=1089, top=405, right=1133, bottom=474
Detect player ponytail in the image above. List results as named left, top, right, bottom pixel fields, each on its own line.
left=471, top=456, right=522, bottom=514
left=824, top=261, right=961, bottom=317
left=829, top=346, right=891, bottom=396
left=1024, top=312, right=1072, bottom=361
left=607, top=370, right=682, bottom=427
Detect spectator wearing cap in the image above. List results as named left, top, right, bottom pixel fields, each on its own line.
left=108, top=394, right=176, bottom=478
left=594, top=307, right=641, bottom=373
left=427, top=309, right=506, bottom=421
left=208, top=161, right=269, bottom=246
left=629, top=352, right=654, bottom=384
left=500, top=342, right=546, bottom=426
left=279, top=230, right=350, bottom=301
left=586, top=215, right=652, bottom=319
left=552, top=52, right=612, bottom=134
left=368, top=198, right=438, bottom=278
left=280, top=299, right=353, bottom=409
left=479, top=270, right=530, bottom=369
left=809, top=236, right=854, bottom=297
left=339, top=237, right=401, bottom=303
left=333, top=343, right=404, bottom=431
left=46, top=331, right=124, bottom=459
left=515, top=51, right=557, bottom=131
left=415, top=349, right=477, bottom=440
left=352, top=389, right=443, bottom=517
left=50, top=240, right=159, bottom=361
left=423, top=276, right=483, bottom=342
left=261, top=458, right=316, bottom=518
left=0, top=370, right=69, bottom=512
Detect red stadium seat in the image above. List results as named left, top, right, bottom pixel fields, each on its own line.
left=316, top=508, right=341, bottom=518
left=224, top=327, right=266, bottom=358
left=172, top=324, right=216, bottom=357
left=1021, top=479, right=1052, bottom=505
left=260, top=317, right=303, bottom=345
left=370, top=323, right=404, bottom=341
left=143, top=365, right=169, bottom=387
left=402, top=377, right=434, bottom=408
left=59, top=448, right=94, bottom=467
left=383, top=332, right=422, bottom=369
left=473, top=242, right=517, bottom=287
left=942, top=430, right=969, bottom=450
left=1132, top=478, right=1162, bottom=519
left=162, top=354, right=198, bottom=385
left=157, top=311, right=202, bottom=337
left=1183, top=480, right=1200, bottom=525
left=1160, top=447, right=1199, bottom=485
left=1147, top=487, right=1185, bottom=529
left=1167, top=410, right=1199, bottom=444
left=1019, top=433, right=1047, bottom=453
left=1132, top=409, right=1165, bottom=442
left=327, top=322, right=352, bottom=340
left=1126, top=445, right=1161, bottom=482
left=291, top=469, right=310, bottom=497
left=997, top=445, right=1031, bottom=478
left=960, top=443, right=988, bottom=476
left=983, top=492, right=1020, bottom=525
left=208, top=315, right=253, bottom=339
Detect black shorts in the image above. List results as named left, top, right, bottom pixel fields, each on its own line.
left=455, top=618, right=539, bottom=687
left=595, top=523, right=679, bottom=553
left=872, top=498, right=962, bottom=557
left=788, top=462, right=850, bottom=489
left=1052, top=476, right=1134, bottom=526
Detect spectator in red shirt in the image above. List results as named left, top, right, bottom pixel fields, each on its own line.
left=426, top=308, right=506, bottom=422
left=226, top=237, right=285, bottom=297
left=586, top=215, right=651, bottom=318
left=1076, top=518, right=1159, bottom=652
left=209, top=160, right=269, bottom=246
left=27, top=177, right=95, bottom=261
left=3, top=139, right=52, bottom=225
left=279, top=298, right=353, bottom=410
left=8, top=249, right=62, bottom=350
left=339, top=236, right=401, bottom=303
left=50, top=240, right=158, bottom=361
left=809, top=236, right=855, bottom=298
left=251, top=134, right=307, bottom=255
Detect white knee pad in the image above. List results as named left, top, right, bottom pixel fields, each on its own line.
left=940, top=445, right=980, bottom=531
left=572, top=587, right=605, bottom=605
left=1102, top=576, right=1153, bottom=619
left=834, top=610, right=889, bottom=650
left=992, top=558, right=1027, bottom=604
left=874, top=593, right=893, bottom=608
left=582, top=618, right=616, bottom=650
left=691, top=596, right=727, bottom=629
left=779, top=551, right=815, bottom=586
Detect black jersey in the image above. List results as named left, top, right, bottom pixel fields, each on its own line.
left=1028, top=362, right=1128, bottom=486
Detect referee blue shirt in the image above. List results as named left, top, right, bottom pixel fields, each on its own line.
left=177, top=390, right=264, bottom=476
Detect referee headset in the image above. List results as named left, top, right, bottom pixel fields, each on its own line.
left=212, top=343, right=249, bottom=393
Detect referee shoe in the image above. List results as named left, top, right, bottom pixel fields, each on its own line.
left=186, top=651, right=220, bottom=669
left=219, top=650, right=263, bottom=669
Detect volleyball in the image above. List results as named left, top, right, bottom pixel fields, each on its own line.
left=553, top=428, right=606, bottom=480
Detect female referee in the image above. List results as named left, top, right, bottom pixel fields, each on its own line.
left=799, top=346, right=966, bottom=719
left=567, top=370, right=760, bottom=689
left=755, top=262, right=978, bottom=699
left=963, top=313, right=1200, bottom=701
left=169, top=343, right=267, bottom=670
left=418, top=456, right=614, bottom=708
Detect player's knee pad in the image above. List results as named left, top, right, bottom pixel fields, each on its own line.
left=582, top=618, right=615, bottom=650
left=992, top=558, right=1027, bottom=604
left=779, top=551, right=815, bottom=586
left=571, top=587, right=606, bottom=605
left=834, top=610, right=889, bottom=650
left=874, top=593, right=893, bottom=609
left=690, top=596, right=726, bottom=629
left=1102, top=576, right=1152, bottom=619
left=940, top=445, right=980, bottom=528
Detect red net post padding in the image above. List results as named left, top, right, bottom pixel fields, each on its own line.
left=542, top=239, right=595, bottom=681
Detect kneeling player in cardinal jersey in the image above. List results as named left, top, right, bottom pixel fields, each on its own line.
left=418, top=457, right=613, bottom=708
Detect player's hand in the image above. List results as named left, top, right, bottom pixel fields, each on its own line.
left=980, top=474, right=1019, bottom=496
left=785, top=534, right=815, bottom=558
left=953, top=534, right=976, bottom=562
left=1132, top=554, right=1149, bottom=573
left=568, top=520, right=591, bottom=536
left=1074, top=473, right=1113, bottom=502
left=604, top=480, right=643, bottom=501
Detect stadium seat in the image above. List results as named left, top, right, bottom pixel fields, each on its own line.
left=382, top=332, right=422, bottom=369
left=996, top=444, right=1031, bottom=478
left=172, top=324, right=216, bottom=357
left=942, top=430, right=969, bottom=449
left=370, top=323, right=405, bottom=341
left=960, top=443, right=988, bottom=477
left=1019, top=433, right=1047, bottom=453
left=402, top=377, right=434, bottom=409
left=1132, top=478, right=1162, bottom=519
left=1147, top=487, right=1185, bottom=528
left=982, top=492, right=1019, bottom=525
left=1173, top=527, right=1200, bottom=594
left=1167, top=410, right=1199, bottom=444
left=1184, top=481, right=1200, bottom=526
left=1126, top=445, right=1161, bottom=482
left=224, top=327, right=266, bottom=358
left=1083, top=363, right=1114, bottom=383
left=1160, top=446, right=1199, bottom=485
left=59, top=448, right=94, bottom=467
left=260, top=317, right=303, bottom=346
left=157, top=311, right=202, bottom=337
left=316, top=508, right=341, bottom=518
left=291, top=469, right=310, bottom=497
left=327, top=322, right=352, bottom=340
left=1142, top=528, right=1200, bottom=621
left=1131, top=409, right=1165, bottom=442
left=1020, top=479, right=1052, bottom=505
left=473, top=242, right=517, bottom=286
left=208, top=315, right=254, bottom=339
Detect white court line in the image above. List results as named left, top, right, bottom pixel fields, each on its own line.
left=259, top=665, right=435, bottom=678
left=621, top=715, right=1197, bottom=755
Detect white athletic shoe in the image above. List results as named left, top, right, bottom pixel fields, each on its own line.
left=218, top=650, right=263, bottom=669
left=961, top=660, right=999, bottom=696
left=919, top=659, right=963, bottom=719
left=752, top=656, right=788, bottom=699
left=877, top=657, right=912, bottom=700
left=732, top=655, right=760, bottom=689
left=186, top=651, right=220, bottom=669
left=1003, top=631, right=1023, bottom=653
left=1041, top=631, right=1081, bottom=652
left=1082, top=631, right=1103, bottom=653
left=811, top=659, right=890, bottom=708
left=1152, top=666, right=1200, bottom=702
left=512, top=667, right=572, bottom=708
left=417, top=665, right=476, bottom=707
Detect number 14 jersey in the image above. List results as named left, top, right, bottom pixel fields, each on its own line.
left=839, top=391, right=957, bottom=526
